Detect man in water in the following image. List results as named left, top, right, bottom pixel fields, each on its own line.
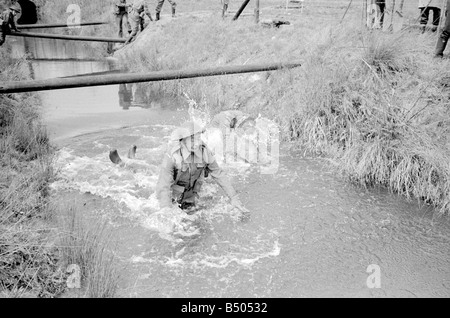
left=155, top=121, right=249, bottom=214
left=0, top=3, right=21, bottom=46
left=109, top=121, right=249, bottom=216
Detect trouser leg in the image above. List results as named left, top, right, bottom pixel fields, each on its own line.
left=125, top=14, right=140, bottom=44
left=378, top=3, right=385, bottom=28
left=168, top=0, right=176, bottom=17
left=116, top=12, right=124, bottom=38
left=432, top=7, right=441, bottom=31
left=420, top=7, right=429, bottom=31
left=435, top=10, right=450, bottom=57
left=155, top=0, right=164, bottom=14
left=0, top=26, right=5, bottom=46
left=123, top=12, right=131, bottom=35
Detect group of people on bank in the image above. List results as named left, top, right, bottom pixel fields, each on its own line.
left=367, top=0, right=450, bottom=57
left=113, top=0, right=176, bottom=44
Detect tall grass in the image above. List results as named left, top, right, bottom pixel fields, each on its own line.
left=0, top=49, right=121, bottom=297
left=117, top=13, right=450, bottom=214
left=57, top=205, right=120, bottom=298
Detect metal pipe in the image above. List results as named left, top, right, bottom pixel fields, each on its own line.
left=0, top=61, right=302, bottom=94
left=233, top=0, right=251, bottom=21
left=17, top=21, right=109, bottom=29
left=9, top=31, right=126, bottom=43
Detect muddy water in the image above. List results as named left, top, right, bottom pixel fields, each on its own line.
left=12, top=37, right=450, bottom=298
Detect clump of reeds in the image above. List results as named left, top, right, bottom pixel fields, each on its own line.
left=270, top=26, right=450, bottom=214
left=57, top=205, right=121, bottom=298
left=1, top=49, right=121, bottom=297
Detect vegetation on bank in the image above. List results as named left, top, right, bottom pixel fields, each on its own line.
left=116, top=15, right=450, bottom=214
left=0, top=49, right=120, bottom=297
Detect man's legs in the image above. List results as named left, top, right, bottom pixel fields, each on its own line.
left=222, top=0, right=229, bottom=18
left=431, top=7, right=441, bottom=31
left=125, top=13, right=140, bottom=44
left=420, top=6, right=429, bottom=32
left=123, top=12, right=131, bottom=35
left=0, top=26, right=5, bottom=46
left=435, top=9, right=450, bottom=57
left=116, top=11, right=124, bottom=38
left=155, top=0, right=164, bottom=20
left=377, top=2, right=385, bottom=28
left=167, top=0, right=176, bottom=17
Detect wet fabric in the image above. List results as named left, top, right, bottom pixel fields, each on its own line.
left=156, top=142, right=237, bottom=209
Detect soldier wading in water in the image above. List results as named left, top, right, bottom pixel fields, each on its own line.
left=109, top=121, right=249, bottom=217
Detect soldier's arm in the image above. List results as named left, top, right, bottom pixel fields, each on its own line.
left=206, top=156, right=238, bottom=201
left=155, top=153, right=176, bottom=208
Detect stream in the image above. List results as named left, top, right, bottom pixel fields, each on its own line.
left=9, top=36, right=450, bottom=298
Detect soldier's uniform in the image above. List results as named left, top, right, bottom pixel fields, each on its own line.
left=125, top=0, right=153, bottom=44
left=0, top=5, right=20, bottom=46
left=155, top=0, right=176, bottom=21
left=156, top=124, right=242, bottom=210
left=114, top=0, right=131, bottom=38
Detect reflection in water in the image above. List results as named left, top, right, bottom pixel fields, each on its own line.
left=9, top=35, right=166, bottom=141
left=118, top=83, right=133, bottom=110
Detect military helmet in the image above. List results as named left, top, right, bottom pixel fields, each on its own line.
left=170, top=121, right=205, bottom=141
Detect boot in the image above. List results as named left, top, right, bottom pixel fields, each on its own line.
left=156, top=12, right=160, bottom=21
left=172, top=7, right=176, bottom=18
left=435, top=35, right=448, bottom=58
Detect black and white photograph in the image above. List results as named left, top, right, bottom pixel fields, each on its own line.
left=1, top=0, right=450, bottom=302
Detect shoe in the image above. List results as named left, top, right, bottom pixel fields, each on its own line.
left=109, top=149, right=123, bottom=164
left=127, top=145, right=137, bottom=159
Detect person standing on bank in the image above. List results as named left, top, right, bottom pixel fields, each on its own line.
left=125, top=0, right=153, bottom=45
left=222, top=0, right=229, bottom=18
left=419, top=0, right=442, bottom=32
left=155, top=121, right=249, bottom=215
left=375, top=0, right=386, bottom=29
left=155, top=0, right=176, bottom=21
left=0, top=3, right=21, bottom=47
left=435, top=2, right=450, bottom=57
left=114, top=0, right=131, bottom=38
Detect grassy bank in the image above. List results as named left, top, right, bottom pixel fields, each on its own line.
left=0, top=50, right=120, bottom=297
left=116, top=9, right=450, bottom=214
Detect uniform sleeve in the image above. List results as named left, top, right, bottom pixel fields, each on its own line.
left=155, top=153, right=175, bottom=208
left=206, top=153, right=238, bottom=200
